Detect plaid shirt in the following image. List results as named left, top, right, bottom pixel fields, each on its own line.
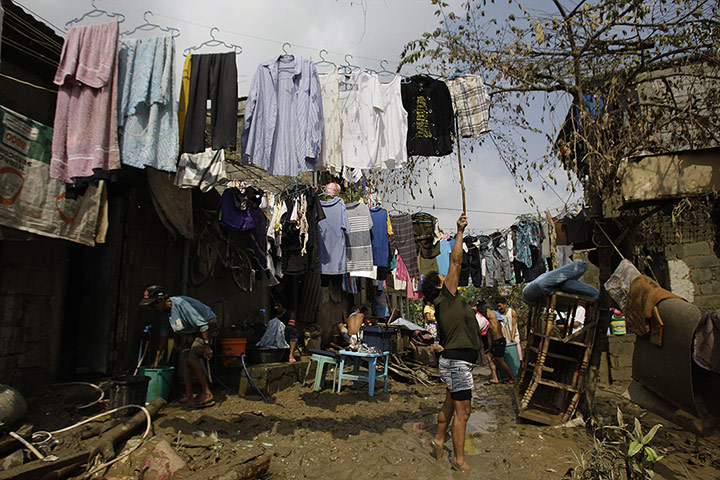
left=446, top=75, right=491, bottom=138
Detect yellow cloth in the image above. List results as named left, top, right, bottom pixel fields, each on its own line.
left=177, top=54, right=192, bottom=147
left=386, top=211, right=393, bottom=236
left=423, top=304, right=435, bottom=321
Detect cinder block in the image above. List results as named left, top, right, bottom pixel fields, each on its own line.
left=680, top=242, right=713, bottom=257
left=685, top=255, right=720, bottom=269
left=694, top=294, right=720, bottom=309
left=691, top=268, right=713, bottom=283
left=699, top=282, right=720, bottom=295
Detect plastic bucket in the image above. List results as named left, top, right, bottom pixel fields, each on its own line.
left=138, top=366, right=175, bottom=403
left=610, top=316, right=627, bottom=335
left=220, top=338, right=247, bottom=367
left=109, top=375, right=150, bottom=417
left=499, top=342, right=522, bottom=381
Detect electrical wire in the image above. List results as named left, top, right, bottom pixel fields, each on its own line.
left=0, top=73, right=57, bottom=92
left=46, top=404, right=153, bottom=478
left=11, top=1, right=67, bottom=37
left=391, top=201, right=527, bottom=216
left=53, top=382, right=105, bottom=410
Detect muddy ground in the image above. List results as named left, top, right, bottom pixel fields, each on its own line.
left=15, top=366, right=720, bottom=479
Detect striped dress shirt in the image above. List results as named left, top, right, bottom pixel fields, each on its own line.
left=242, top=57, right=324, bottom=176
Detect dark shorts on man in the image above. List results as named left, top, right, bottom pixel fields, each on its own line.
left=489, top=337, right=507, bottom=358
left=179, top=322, right=219, bottom=361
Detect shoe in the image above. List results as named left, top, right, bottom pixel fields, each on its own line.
left=288, top=357, right=297, bottom=364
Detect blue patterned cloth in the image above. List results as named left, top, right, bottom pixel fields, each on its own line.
left=242, top=57, right=324, bottom=176
left=117, top=36, right=178, bottom=172
left=513, top=219, right=539, bottom=268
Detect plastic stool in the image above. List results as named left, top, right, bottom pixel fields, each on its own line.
left=303, top=352, right=339, bottom=392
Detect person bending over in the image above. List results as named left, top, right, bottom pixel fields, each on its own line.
left=422, top=213, right=479, bottom=472
left=345, top=305, right=368, bottom=348
left=141, top=285, right=217, bottom=408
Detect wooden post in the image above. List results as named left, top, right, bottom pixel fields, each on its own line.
left=455, top=115, right=466, bottom=213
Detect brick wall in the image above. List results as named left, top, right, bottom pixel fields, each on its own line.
left=598, top=333, right=636, bottom=386
left=665, top=241, right=720, bottom=309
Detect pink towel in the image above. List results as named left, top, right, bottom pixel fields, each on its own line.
left=51, top=20, right=120, bottom=183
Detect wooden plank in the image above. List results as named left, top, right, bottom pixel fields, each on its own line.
left=526, top=346, right=579, bottom=363
left=537, top=378, right=578, bottom=392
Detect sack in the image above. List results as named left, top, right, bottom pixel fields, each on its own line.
left=411, top=330, right=435, bottom=346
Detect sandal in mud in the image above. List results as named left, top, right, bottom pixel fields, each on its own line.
left=430, top=440, right=445, bottom=461
left=191, top=399, right=215, bottom=409
left=451, top=461, right=470, bottom=472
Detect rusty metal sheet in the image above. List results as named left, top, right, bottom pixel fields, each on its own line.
left=631, top=298, right=701, bottom=416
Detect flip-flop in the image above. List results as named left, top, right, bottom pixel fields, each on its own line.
left=191, top=399, right=215, bottom=409
left=451, top=461, right=470, bottom=472
left=483, top=380, right=499, bottom=386
left=430, top=440, right=444, bottom=461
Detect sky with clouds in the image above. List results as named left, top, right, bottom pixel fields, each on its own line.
left=17, top=0, right=583, bottom=232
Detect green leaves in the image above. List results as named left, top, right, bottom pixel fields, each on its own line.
left=627, top=441, right=643, bottom=457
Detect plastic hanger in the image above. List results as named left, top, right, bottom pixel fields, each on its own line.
left=314, top=49, right=337, bottom=74
left=183, top=27, right=242, bottom=56
left=65, top=0, right=125, bottom=28
left=340, top=54, right=360, bottom=75
left=279, top=42, right=294, bottom=62
left=120, top=11, right=180, bottom=38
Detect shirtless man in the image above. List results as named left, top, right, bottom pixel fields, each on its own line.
left=345, top=305, right=368, bottom=347
left=478, top=299, right=516, bottom=384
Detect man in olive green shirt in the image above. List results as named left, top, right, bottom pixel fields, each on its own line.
left=421, top=213, right=479, bottom=472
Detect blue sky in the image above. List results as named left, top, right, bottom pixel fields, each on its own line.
left=17, top=0, right=582, bottom=232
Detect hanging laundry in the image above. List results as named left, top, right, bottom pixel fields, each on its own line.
left=242, top=57, right=323, bottom=176
left=369, top=206, right=391, bottom=268
left=147, top=168, right=193, bottom=240
left=389, top=213, right=421, bottom=278
left=412, top=212, right=440, bottom=259
left=281, top=188, right=324, bottom=275
left=217, top=184, right=264, bottom=232
left=117, top=36, right=178, bottom=172
left=51, top=20, right=121, bottom=184
left=345, top=201, right=374, bottom=276
left=445, top=75, right=491, bottom=138
left=474, top=235, right=494, bottom=287
left=436, top=238, right=454, bottom=276
left=491, top=232, right=513, bottom=284
left=317, top=196, right=349, bottom=274
left=182, top=52, right=237, bottom=153
left=177, top=54, right=192, bottom=148
left=175, top=148, right=227, bottom=192
left=564, top=211, right=590, bottom=245
left=512, top=219, right=539, bottom=268
left=401, top=75, right=454, bottom=157
left=378, top=75, right=408, bottom=169
left=317, top=68, right=343, bottom=174
left=463, top=235, right=483, bottom=287
left=418, top=255, right=439, bottom=275
left=338, top=70, right=384, bottom=169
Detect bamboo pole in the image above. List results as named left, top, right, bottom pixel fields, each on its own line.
left=455, top=115, right=466, bottom=213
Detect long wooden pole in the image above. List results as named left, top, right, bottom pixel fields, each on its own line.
left=455, top=115, right=466, bottom=213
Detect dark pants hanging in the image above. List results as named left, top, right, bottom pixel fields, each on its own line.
left=182, top=52, right=238, bottom=154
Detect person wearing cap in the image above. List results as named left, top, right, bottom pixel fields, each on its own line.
left=140, top=286, right=217, bottom=408
left=273, top=298, right=298, bottom=363
left=421, top=213, right=479, bottom=472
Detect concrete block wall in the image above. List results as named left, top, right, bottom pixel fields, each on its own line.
left=665, top=240, right=720, bottom=309
left=598, top=333, right=636, bottom=386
